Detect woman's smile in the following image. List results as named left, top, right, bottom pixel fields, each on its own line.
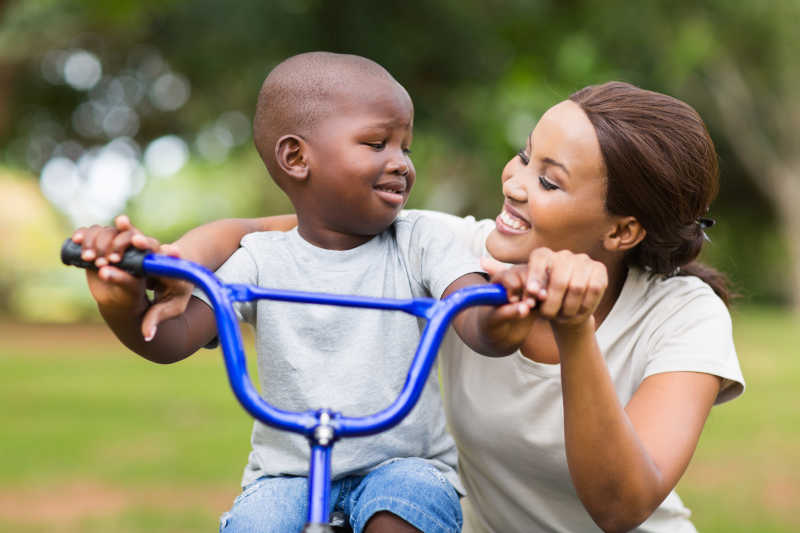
left=495, top=204, right=531, bottom=234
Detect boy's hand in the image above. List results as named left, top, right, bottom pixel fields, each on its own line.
left=71, top=215, right=194, bottom=340
left=481, top=248, right=608, bottom=331
left=481, top=261, right=538, bottom=349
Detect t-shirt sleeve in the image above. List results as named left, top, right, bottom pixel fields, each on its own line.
left=644, top=292, right=745, bottom=404
left=403, top=209, right=495, bottom=258
left=401, top=211, right=489, bottom=299
left=191, top=245, right=258, bottom=324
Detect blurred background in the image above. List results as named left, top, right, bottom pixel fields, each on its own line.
left=1, top=1, right=797, bottom=531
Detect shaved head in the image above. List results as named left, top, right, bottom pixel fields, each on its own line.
left=253, top=52, right=406, bottom=178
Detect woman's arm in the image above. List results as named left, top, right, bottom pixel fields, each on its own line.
left=173, top=215, right=297, bottom=269
left=486, top=248, right=721, bottom=532
left=555, top=322, right=719, bottom=532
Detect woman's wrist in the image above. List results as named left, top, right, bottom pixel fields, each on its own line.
left=551, top=316, right=596, bottom=354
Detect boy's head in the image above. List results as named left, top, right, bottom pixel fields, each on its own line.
left=253, top=52, right=415, bottom=244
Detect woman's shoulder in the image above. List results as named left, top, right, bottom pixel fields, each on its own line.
left=626, top=266, right=725, bottom=313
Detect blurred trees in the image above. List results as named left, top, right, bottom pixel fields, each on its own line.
left=0, top=0, right=795, bottom=316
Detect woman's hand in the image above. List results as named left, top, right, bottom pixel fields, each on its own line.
left=481, top=248, right=608, bottom=331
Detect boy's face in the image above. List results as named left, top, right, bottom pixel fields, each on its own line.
left=298, top=80, right=415, bottom=247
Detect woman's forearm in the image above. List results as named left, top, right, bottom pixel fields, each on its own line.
left=555, top=321, right=665, bottom=533
left=173, top=215, right=297, bottom=269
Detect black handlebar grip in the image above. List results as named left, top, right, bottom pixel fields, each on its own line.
left=61, top=238, right=148, bottom=276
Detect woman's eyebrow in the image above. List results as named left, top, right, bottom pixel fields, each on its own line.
left=542, top=157, right=570, bottom=176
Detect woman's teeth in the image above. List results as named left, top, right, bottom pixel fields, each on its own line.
left=500, top=209, right=529, bottom=230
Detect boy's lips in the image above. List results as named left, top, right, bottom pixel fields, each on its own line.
left=495, top=204, right=531, bottom=234
left=373, top=177, right=408, bottom=207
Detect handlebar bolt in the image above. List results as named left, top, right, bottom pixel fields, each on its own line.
left=314, top=425, right=335, bottom=446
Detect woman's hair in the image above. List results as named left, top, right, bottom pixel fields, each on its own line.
left=569, top=81, right=732, bottom=304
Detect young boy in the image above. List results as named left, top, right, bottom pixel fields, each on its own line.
left=74, top=52, right=529, bottom=533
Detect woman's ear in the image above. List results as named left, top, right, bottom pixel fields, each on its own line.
left=604, top=216, right=646, bottom=252
left=275, top=135, right=309, bottom=181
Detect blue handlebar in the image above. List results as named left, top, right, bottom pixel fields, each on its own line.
left=139, top=252, right=508, bottom=438
left=62, top=240, right=509, bottom=529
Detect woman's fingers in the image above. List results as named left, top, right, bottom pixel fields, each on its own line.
left=558, top=254, right=593, bottom=318
left=577, top=262, right=608, bottom=317
left=538, top=253, right=575, bottom=318
left=526, top=248, right=552, bottom=301
left=525, top=249, right=608, bottom=323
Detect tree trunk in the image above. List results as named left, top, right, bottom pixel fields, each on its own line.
left=704, top=59, right=800, bottom=308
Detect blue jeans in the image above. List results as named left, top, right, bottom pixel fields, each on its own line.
left=219, top=457, right=462, bottom=533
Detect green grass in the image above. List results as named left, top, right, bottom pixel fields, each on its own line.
left=0, top=329, right=254, bottom=532
left=677, top=306, right=800, bottom=533
left=1, top=307, right=798, bottom=531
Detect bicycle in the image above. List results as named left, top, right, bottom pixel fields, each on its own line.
left=61, top=238, right=508, bottom=532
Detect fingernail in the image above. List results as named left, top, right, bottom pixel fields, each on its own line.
left=82, top=250, right=95, bottom=260
left=526, top=298, right=536, bottom=308
left=109, top=253, right=120, bottom=262
left=95, top=257, right=108, bottom=267
left=144, top=326, right=156, bottom=342
left=528, top=281, right=539, bottom=293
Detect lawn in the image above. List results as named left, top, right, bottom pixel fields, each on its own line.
left=1, top=308, right=798, bottom=532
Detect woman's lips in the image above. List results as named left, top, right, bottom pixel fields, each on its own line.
left=495, top=206, right=531, bottom=234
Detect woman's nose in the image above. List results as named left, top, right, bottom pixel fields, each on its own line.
left=502, top=173, right=526, bottom=202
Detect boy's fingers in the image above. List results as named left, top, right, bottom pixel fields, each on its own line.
left=492, top=268, right=526, bottom=303
left=480, top=256, right=512, bottom=277
left=114, top=214, right=133, bottom=231
left=159, top=243, right=182, bottom=258
left=130, top=232, right=161, bottom=252
left=79, top=225, right=104, bottom=260
left=108, top=231, right=137, bottom=262
left=97, top=265, right=138, bottom=287
left=71, top=227, right=88, bottom=243
left=489, top=302, right=532, bottom=324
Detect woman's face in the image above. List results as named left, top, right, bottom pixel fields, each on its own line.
left=486, top=100, right=617, bottom=264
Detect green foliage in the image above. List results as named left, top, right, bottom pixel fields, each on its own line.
left=0, top=0, right=795, bottom=313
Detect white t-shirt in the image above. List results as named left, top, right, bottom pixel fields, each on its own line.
left=416, top=211, right=745, bottom=533
left=194, top=211, right=482, bottom=489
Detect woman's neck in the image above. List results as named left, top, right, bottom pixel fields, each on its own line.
left=593, top=261, right=628, bottom=328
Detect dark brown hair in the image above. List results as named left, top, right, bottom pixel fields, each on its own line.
left=569, top=82, right=731, bottom=304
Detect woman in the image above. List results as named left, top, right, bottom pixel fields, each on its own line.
left=74, top=82, right=744, bottom=532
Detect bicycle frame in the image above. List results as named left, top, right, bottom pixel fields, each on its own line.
left=62, top=240, right=507, bottom=532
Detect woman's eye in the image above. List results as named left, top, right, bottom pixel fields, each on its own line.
left=538, top=175, right=559, bottom=191
left=517, top=149, right=529, bottom=165
left=366, top=142, right=386, bottom=150
left=403, top=148, right=412, bottom=155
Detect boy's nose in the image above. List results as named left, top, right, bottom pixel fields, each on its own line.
left=387, top=155, right=409, bottom=175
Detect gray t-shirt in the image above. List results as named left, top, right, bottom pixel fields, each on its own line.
left=194, top=210, right=482, bottom=489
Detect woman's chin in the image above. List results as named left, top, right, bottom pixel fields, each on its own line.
left=486, top=228, right=531, bottom=263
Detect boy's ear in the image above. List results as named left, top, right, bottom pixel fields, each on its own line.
left=275, top=135, right=309, bottom=181
left=604, top=216, right=646, bottom=252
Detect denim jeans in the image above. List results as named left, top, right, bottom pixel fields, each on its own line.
left=219, top=457, right=462, bottom=533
